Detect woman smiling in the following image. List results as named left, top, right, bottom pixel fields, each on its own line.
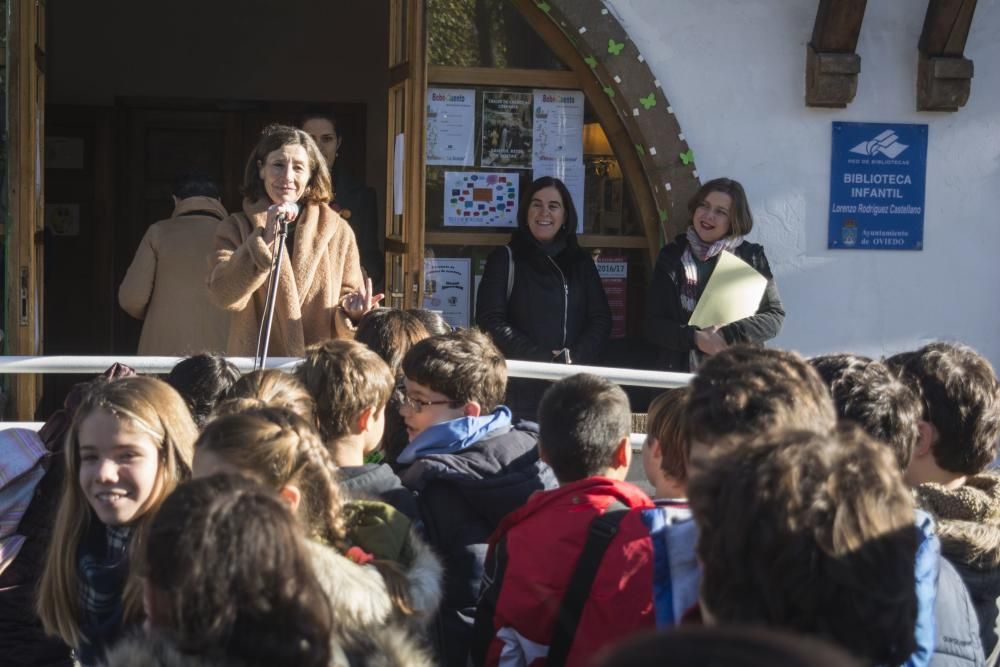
left=476, top=176, right=611, bottom=418
left=645, top=177, right=784, bottom=372
left=208, top=125, right=380, bottom=356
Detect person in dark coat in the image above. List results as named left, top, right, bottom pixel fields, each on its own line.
left=476, top=176, right=611, bottom=419
left=301, top=113, right=384, bottom=291
left=645, top=177, right=784, bottom=372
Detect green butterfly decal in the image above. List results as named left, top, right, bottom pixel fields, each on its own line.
left=639, top=93, right=656, bottom=110
left=607, top=39, right=625, bottom=56
left=679, top=149, right=695, bottom=165
left=658, top=208, right=669, bottom=223
left=603, top=86, right=615, bottom=98
left=584, top=55, right=598, bottom=69
left=536, top=1, right=551, bottom=12
left=635, top=144, right=645, bottom=156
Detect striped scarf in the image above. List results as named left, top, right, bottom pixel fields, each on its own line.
left=679, top=226, right=744, bottom=369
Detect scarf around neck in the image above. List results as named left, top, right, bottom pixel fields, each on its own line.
left=396, top=406, right=513, bottom=465
left=679, top=226, right=745, bottom=370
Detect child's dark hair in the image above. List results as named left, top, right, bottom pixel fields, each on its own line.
left=688, top=426, right=919, bottom=665
left=144, top=475, right=332, bottom=667
left=597, top=626, right=864, bottom=667
left=355, top=308, right=430, bottom=377
left=295, top=339, right=395, bottom=443
left=886, top=341, right=1000, bottom=475
left=402, top=328, right=506, bottom=411
left=811, top=353, right=921, bottom=471
left=646, top=387, right=689, bottom=482
left=166, top=353, right=241, bottom=427
left=538, top=374, right=631, bottom=483
left=406, top=308, right=452, bottom=336
left=686, top=345, right=837, bottom=449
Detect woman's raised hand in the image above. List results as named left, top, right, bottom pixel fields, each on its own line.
left=342, top=277, right=385, bottom=321
left=262, top=202, right=301, bottom=244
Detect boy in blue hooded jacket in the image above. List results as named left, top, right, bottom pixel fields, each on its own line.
left=395, top=328, right=557, bottom=666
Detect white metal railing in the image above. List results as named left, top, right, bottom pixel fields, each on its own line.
left=0, top=422, right=650, bottom=448
left=0, top=356, right=693, bottom=389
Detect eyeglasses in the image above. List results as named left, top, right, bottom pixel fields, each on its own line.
left=399, top=394, right=458, bottom=413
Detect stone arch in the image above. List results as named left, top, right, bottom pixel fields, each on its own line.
left=526, top=0, right=701, bottom=241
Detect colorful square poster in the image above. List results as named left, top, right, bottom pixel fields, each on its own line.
left=443, top=171, right=519, bottom=227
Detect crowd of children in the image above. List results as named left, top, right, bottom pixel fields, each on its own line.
left=1, top=308, right=999, bottom=667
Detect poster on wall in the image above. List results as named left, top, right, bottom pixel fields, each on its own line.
left=443, top=171, right=519, bottom=227
left=595, top=255, right=627, bottom=339
left=426, top=88, right=475, bottom=166
left=423, top=258, right=472, bottom=329
left=828, top=121, right=928, bottom=250
left=532, top=89, right=585, bottom=233
left=481, top=91, right=533, bottom=168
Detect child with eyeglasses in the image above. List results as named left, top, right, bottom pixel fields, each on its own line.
left=394, top=328, right=557, bottom=666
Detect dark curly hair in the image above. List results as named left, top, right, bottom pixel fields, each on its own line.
left=688, top=426, right=919, bottom=665
left=811, top=353, right=921, bottom=471
left=144, top=475, right=332, bottom=667
left=686, top=345, right=837, bottom=449
left=886, top=341, right=1000, bottom=474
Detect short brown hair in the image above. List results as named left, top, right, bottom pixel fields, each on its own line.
left=811, top=354, right=921, bottom=471
left=647, top=387, right=689, bottom=482
left=688, top=177, right=754, bottom=236
left=295, top=339, right=395, bottom=443
left=241, top=124, right=332, bottom=205
left=401, top=328, right=506, bottom=411
left=538, top=374, right=631, bottom=483
left=688, top=426, right=919, bottom=665
left=686, top=345, right=836, bottom=449
left=887, top=342, right=1000, bottom=474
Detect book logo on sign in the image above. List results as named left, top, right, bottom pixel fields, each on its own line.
left=849, top=130, right=908, bottom=159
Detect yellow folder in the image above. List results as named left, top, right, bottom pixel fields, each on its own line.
left=688, top=251, right=768, bottom=328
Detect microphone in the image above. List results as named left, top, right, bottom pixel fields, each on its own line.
left=276, top=203, right=299, bottom=225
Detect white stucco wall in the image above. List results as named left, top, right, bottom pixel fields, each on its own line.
left=607, top=0, right=1000, bottom=366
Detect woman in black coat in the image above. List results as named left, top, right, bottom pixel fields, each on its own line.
left=476, top=176, right=611, bottom=419
left=646, top=177, right=784, bottom=372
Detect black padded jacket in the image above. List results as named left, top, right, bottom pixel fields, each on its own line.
left=645, top=233, right=785, bottom=372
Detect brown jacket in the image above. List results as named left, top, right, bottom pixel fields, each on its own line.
left=118, top=196, right=230, bottom=355
left=207, top=198, right=361, bottom=356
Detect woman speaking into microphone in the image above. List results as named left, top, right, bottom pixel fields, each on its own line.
left=208, top=124, right=381, bottom=356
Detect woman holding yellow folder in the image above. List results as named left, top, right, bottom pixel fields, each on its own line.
left=645, top=178, right=784, bottom=372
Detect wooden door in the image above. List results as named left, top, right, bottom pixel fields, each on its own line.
left=384, top=0, right=427, bottom=308
left=7, top=0, right=46, bottom=418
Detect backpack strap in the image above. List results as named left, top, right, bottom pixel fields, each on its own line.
left=468, top=535, right=510, bottom=666
left=547, top=501, right=630, bottom=667
left=505, top=245, right=515, bottom=300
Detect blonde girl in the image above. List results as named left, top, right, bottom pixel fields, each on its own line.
left=36, top=376, right=196, bottom=665
left=192, top=407, right=443, bottom=643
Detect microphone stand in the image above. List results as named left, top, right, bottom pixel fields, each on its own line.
left=254, top=219, right=289, bottom=371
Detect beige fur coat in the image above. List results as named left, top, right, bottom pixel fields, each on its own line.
left=118, top=196, right=231, bottom=355
left=207, top=198, right=362, bottom=356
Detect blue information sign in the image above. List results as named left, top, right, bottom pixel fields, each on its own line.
left=828, top=121, right=928, bottom=250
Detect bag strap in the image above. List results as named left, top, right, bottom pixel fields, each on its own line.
left=505, top=245, right=515, bottom=300
left=547, top=501, right=630, bottom=667
left=468, top=535, right=511, bottom=666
